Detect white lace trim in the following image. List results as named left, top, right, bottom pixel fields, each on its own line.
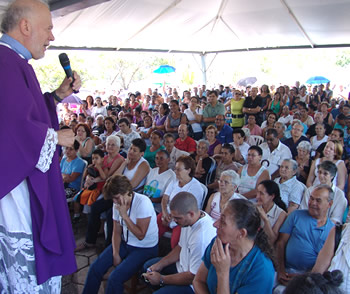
left=35, top=128, right=58, bottom=173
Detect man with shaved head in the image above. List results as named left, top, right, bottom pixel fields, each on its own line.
left=0, top=0, right=81, bottom=291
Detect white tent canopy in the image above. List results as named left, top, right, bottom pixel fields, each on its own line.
left=1, top=0, right=350, bottom=53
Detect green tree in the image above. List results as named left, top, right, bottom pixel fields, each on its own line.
left=335, top=50, right=350, bottom=68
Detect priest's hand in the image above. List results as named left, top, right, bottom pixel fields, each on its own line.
left=55, top=71, right=82, bottom=99
left=57, top=129, right=75, bottom=147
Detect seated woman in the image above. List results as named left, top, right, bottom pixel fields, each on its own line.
left=261, top=112, right=278, bottom=139
left=99, top=116, right=118, bottom=150
left=193, top=140, right=216, bottom=185
left=165, top=99, right=187, bottom=139
left=143, top=130, right=165, bottom=168
left=143, top=150, right=176, bottom=213
left=256, top=180, right=288, bottom=244
left=60, top=140, right=86, bottom=199
left=205, top=170, right=246, bottom=221
left=306, top=140, right=347, bottom=190
left=295, top=141, right=312, bottom=184
left=237, top=146, right=270, bottom=201
left=310, top=123, right=328, bottom=157
left=82, top=175, right=158, bottom=294
left=138, top=115, right=153, bottom=146
left=193, top=199, right=275, bottom=293
left=158, top=155, right=203, bottom=248
left=205, top=125, right=221, bottom=156
left=114, top=138, right=150, bottom=193
left=75, top=123, right=95, bottom=164
left=208, top=143, right=240, bottom=192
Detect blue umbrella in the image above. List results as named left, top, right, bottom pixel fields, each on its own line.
left=153, top=65, right=176, bottom=74
left=306, top=76, right=330, bottom=84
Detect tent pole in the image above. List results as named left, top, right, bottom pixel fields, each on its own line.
left=200, top=53, right=207, bottom=86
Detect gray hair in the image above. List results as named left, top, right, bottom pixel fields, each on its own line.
left=1, top=0, right=48, bottom=34
left=292, top=120, right=303, bottom=129
left=197, top=139, right=209, bottom=150
left=274, top=121, right=286, bottom=131
left=312, top=184, right=334, bottom=202
left=297, top=141, right=312, bottom=152
left=221, top=170, right=240, bottom=188
left=106, top=135, right=120, bottom=148
left=282, top=159, right=298, bottom=171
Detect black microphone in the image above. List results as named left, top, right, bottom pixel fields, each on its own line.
left=59, top=53, right=78, bottom=94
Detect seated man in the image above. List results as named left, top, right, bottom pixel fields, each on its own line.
left=164, top=133, right=189, bottom=170
left=276, top=185, right=334, bottom=289
left=142, top=192, right=216, bottom=294
left=174, top=124, right=197, bottom=154
left=282, top=120, right=309, bottom=158
left=274, top=159, right=306, bottom=214
left=60, top=140, right=85, bottom=199
left=260, top=129, right=292, bottom=179
left=215, top=114, right=233, bottom=144
left=300, top=161, right=347, bottom=224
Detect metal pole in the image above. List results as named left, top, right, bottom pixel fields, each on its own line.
left=201, top=53, right=207, bottom=86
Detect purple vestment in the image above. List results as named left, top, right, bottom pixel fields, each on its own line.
left=0, top=46, right=77, bottom=284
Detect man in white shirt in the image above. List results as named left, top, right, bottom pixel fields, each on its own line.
left=260, top=129, right=292, bottom=179
left=278, top=105, right=293, bottom=127
left=142, top=192, right=216, bottom=294
left=300, top=160, right=347, bottom=224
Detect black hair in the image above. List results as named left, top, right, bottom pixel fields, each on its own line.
left=134, top=105, right=142, bottom=114
left=258, top=180, right=287, bottom=212
left=131, top=138, right=146, bottom=153
left=222, top=143, right=235, bottom=154
left=73, top=140, right=80, bottom=151
left=227, top=199, right=275, bottom=266
left=181, top=103, right=188, bottom=109
left=284, top=270, right=343, bottom=294
left=248, top=145, right=263, bottom=156
left=92, top=149, right=105, bottom=158
left=118, top=117, right=130, bottom=127
left=317, top=160, right=338, bottom=179
left=332, top=128, right=344, bottom=138
left=160, top=103, right=170, bottom=116
left=170, top=99, right=179, bottom=106
left=266, top=128, right=278, bottom=138
left=233, top=128, right=245, bottom=138
left=104, top=116, right=117, bottom=130
left=79, top=113, right=86, bottom=119
left=337, top=114, right=346, bottom=121
left=208, top=90, right=218, bottom=97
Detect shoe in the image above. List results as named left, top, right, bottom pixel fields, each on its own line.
left=75, top=242, right=95, bottom=252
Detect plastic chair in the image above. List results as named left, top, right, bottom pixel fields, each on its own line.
left=250, top=135, right=264, bottom=146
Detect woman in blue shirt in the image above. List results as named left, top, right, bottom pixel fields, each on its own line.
left=193, top=199, right=275, bottom=294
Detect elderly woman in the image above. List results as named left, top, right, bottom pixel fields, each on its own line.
left=307, top=140, right=347, bottom=190
left=205, top=125, right=222, bottom=156
left=237, top=146, right=270, bottom=201
left=193, top=199, right=275, bottom=293
left=82, top=175, right=158, bottom=294
left=165, top=100, right=187, bottom=139
left=295, top=140, right=312, bottom=184
left=193, top=140, right=215, bottom=185
left=256, top=180, right=288, bottom=244
left=205, top=170, right=246, bottom=221
left=158, top=156, right=203, bottom=248
left=75, top=123, right=95, bottom=163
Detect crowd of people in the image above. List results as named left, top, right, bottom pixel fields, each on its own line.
left=57, top=83, right=350, bottom=293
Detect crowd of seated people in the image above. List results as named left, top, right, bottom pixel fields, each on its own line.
left=57, top=82, right=350, bottom=293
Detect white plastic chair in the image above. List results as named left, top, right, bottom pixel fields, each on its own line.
left=250, top=135, right=264, bottom=146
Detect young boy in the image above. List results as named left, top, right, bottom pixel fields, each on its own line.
left=73, top=149, right=106, bottom=222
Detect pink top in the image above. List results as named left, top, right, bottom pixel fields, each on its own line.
left=244, top=124, right=263, bottom=136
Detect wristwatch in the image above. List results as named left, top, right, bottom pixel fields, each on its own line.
left=159, top=275, right=165, bottom=287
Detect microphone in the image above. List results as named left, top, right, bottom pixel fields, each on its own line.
left=59, top=53, right=78, bottom=94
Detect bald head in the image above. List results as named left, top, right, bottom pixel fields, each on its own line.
left=1, top=0, right=54, bottom=59
left=178, top=124, right=189, bottom=139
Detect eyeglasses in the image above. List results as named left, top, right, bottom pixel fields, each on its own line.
left=234, top=92, right=241, bottom=95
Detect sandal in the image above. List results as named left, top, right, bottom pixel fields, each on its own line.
left=74, top=241, right=95, bottom=252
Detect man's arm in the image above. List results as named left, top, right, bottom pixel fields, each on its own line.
left=276, top=233, right=291, bottom=285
